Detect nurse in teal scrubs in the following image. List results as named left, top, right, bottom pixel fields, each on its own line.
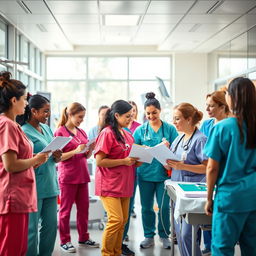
left=133, top=92, right=178, bottom=249
left=204, top=77, right=256, bottom=256
left=20, top=94, right=61, bottom=256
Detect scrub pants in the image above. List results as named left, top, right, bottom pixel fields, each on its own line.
left=203, top=230, right=212, bottom=250
left=100, top=196, right=130, bottom=256
left=123, top=177, right=137, bottom=240
left=138, top=179, right=170, bottom=238
left=212, top=209, right=256, bottom=256
left=174, top=216, right=202, bottom=256
left=0, top=212, right=29, bottom=256
left=59, top=183, right=89, bottom=244
left=26, top=196, right=57, bottom=256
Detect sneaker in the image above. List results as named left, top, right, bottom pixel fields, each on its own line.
left=140, top=237, right=154, bottom=249
left=122, top=244, right=135, bottom=256
left=201, top=248, right=211, bottom=256
left=160, top=238, right=171, bottom=249
left=60, top=242, right=76, bottom=253
left=124, top=234, right=129, bottom=242
left=131, top=209, right=137, bottom=218
left=79, top=239, right=100, bottom=248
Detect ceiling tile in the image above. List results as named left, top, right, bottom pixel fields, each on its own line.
left=55, top=14, right=99, bottom=24
left=182, top=14, right=240, bottom=24
left=100, top=1, right=148, bottom=14
left=212, top=1, right=256, bottom=14
left=147, top=1, right=194, bottom=14
left=189, top=0, right=220, bottom=14
left=143, top=14, right=183, bottom=24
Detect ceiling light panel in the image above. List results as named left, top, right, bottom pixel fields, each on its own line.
left=147, top=1, right=194, bottom=14
left=104, top=15, right=140, bottom=26
left=100, top=1, right=148, bottom=14
left=46, top=1, right=98, bottom=14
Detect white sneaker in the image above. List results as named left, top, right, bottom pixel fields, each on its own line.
left=60, top=242, right=76, bottom=253
left=140, top=237, right=154, bottom=249
left=160, top=237, right=171, bottom=249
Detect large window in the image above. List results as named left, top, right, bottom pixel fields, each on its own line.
left=46, top=56, right=172, bottom=130
left=0, top=21, right=6, bottom=58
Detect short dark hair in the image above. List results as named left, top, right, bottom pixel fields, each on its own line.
left=144, top=92, right=161, bottom=110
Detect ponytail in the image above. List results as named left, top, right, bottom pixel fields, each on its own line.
left=57, top=107, right=69, bottom=128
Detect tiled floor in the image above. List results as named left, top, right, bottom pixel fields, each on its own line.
left=53, top=193, right=241, bottom=256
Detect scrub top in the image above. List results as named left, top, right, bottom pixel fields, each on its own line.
left=129, top=120, right=141, bottom=134
left=204, top=117, right=256, bottom=213
left=54, top=126, right=90, bottom=184
left=200, top=118, right=214, bottom=137
left=0, top=115, right=37, bottom=214
left=88, top=125, right=99, bottom=141
left=94, top=126, right=135, bottom=198
left=22, top=123, right=59, bottom=199
left=171, top=129, right=207, bottom=182
left=133, top=121, right=178, bottom=182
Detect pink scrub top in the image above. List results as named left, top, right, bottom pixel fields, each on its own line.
left=54, top=126, right=90, bottom=184
left=129, top=120, right=141, bottom=134
left=94, top=126, right=135, bottom=197
left=0, top=115, right=37, bottom=214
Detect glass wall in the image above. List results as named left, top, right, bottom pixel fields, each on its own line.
left=46, top=56, right=172, bottom=130
left=0, top=20, right=7, bottom=58
left=208, top=25, right=256, bottom=89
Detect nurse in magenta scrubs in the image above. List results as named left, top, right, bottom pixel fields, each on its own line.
left=0, top=71, right=48, bottom=256
left=94, top=100, right=140, bottom=256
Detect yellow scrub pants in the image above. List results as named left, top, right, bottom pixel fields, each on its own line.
left=100, top=196, right=130, bottom=256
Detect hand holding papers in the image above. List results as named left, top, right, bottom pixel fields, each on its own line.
left=77, top=138, right=96, bottom=154
left=128, top=144, right=153, bottom=164
left=146, top=143, right=181, bottom=166
left=41, top=136, right=72, bottom=155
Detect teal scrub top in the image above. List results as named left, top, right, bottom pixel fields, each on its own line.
left=22, top=123, right=59, bottom=199
left=204, top=117, right=256, bottom=213
left=200, top=118, right=215, bottom=137
left=133, top=121, right=178, bottom=182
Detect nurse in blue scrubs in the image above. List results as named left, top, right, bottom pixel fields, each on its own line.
left=166, top=103, right=208, bottom=256
left=19, top=94, right=61, bottom=256
left=133, top=92, right=178, bottom=249
left=200, top=90, right=230, bottom=255
left=204, top=77, right=256, bottom=256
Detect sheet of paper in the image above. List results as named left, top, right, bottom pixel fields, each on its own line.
left=41, top=136, right=72, bottom=153
left=128, top=144, right=153, bottom=164
left=146, top=143, right=181, bottom=165
left=77, top=138, right=96, bottom=154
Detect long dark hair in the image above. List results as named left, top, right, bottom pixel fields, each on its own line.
left=102, top=100, right=132, bottom=144
left=17, top=94, right=50, bottom=125
left=227, top=77, right=256, bottom=148
left=0, top=71, right=26, bottom=113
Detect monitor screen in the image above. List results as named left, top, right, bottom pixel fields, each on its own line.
left=156, top=76, right=170, bottom=98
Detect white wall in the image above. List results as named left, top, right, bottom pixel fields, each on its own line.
left=172, top=53, right=209, bottom=120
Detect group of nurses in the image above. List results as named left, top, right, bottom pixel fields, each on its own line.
left=133, top=92, right=178, bottom=249
left=166, top=103, right=208, bottom=256
left=20, top=94, right=61, bottom=256
left=204, top=77, right=256, bottom=256
left=94, top=100, right=140, bottom=256
left=55, top=102, right=99, bottom=253
left=0, top=71, right=49, bottom=256
left=200, top=90, right=230, bottom=255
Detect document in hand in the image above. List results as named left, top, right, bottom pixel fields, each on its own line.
left=128, top=144, right=153, bottom=164
left=41, top=136, right=72, bottom=153
left=77, top=138, right=96, bottom=154
left=145, top=143, right=181, bottom=166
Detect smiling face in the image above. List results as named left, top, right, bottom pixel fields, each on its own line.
left=145, top=105, right=161, bottom=124
left=206, top=96, right=225, bottom=118
left=32, top=103, right=51, bottom=124
left=172, top=109, right=191, bottom=133
left=69, top=110, right=86, bottom=127
left=115, top=109, right=133, bottom=128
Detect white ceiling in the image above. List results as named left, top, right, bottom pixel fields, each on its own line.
left=0, top=0, right=255, bottom=53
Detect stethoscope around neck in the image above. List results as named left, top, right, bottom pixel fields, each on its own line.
left=144, top=121, right=165, bottom=141
left=172, top=128, right=197, bottom=154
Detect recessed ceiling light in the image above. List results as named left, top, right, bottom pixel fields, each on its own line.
left=103, top=15, right=140, bottom=26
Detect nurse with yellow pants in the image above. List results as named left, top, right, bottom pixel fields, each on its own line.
left=204, top=77, right=256, bottom=256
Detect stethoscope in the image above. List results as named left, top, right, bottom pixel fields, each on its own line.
left=172, top=128, right=197, bottom=154
left=144, top=121, right=165, bottom=141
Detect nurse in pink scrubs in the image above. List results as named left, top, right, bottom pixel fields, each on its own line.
left=0, top=71, right=49, bottom=256
left=94, top=100, right=140, bottom=256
